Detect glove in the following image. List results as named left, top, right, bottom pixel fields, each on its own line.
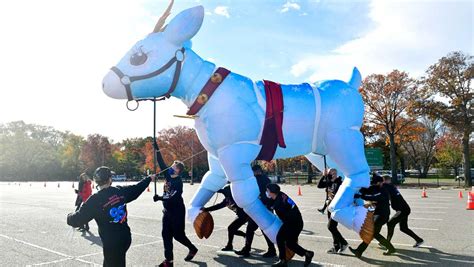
left=354, top=193, right=362, bottom=199
left=359, top=187, right=368, bottom=194
left=66, top=213, right=73, bottom=226
left=153, top=195, right=163, bottom=202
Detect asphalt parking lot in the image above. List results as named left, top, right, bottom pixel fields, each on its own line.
left=1, top=181, right=473, bottom=266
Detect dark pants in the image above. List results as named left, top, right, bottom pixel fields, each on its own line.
left=355, top=214, right=395, bottom=254
left=387, top=210, right=422, bottom=243
left=227, top=215, right=248, bottom=246
left=75, top=199, right=89, bottom=229
left=244, top=218, right=275, bottom=252
left=163, top=211, right=197, bottom=261
left=327, top=211, right=347, bottom=250
left=102, top=233, right=131, bottom=267
left=276, top=220, right=307, bottom=260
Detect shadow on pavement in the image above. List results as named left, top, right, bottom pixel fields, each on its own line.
left=346, top=246, right=474, bottom=266
left=81, top=230, right=103, bottom=247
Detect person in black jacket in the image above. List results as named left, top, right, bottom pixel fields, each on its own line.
left=235, top=164, right=277, bottom=258
left=67, top=166, right=153, bottom=267
left=154, top=161, right=198, bottom=267
left=202, top=184, right=247, bottom=251
left=317, top=168, right=348, bottom=254
left=349, top=174, right=396, bottom=258
left=266, top=183, right=314, bottom=267
left=383, top=175, right=424, bottom=247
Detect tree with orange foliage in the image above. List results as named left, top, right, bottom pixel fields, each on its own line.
left=144, top=126, right=208, bottom=181
left=360, top=70, right=421, bottom=183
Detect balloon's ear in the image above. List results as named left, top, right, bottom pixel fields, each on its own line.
left=163, top=6, right=204, bottom=46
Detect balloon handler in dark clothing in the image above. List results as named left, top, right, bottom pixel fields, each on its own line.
left=266, top=183, right=314, bottom=267
left=153, top=160, right=198, bottom=267
left=317, top=168, right=348, bottom=254
left=349, top=174, right=396, bottom=258
left=201, top=184, right=247, bottom=251
left=382, top=175, right=424, bottom=247
left=67, top=166, right=154, bottom=267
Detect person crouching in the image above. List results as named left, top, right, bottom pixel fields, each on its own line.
left=266, top=183, right=314, bottom=267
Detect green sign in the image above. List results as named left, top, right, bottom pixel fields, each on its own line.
left=365, top=148, right=383, bottom=169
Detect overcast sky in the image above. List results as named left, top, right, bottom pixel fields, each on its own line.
left=0, top=0, right=472, bottom=142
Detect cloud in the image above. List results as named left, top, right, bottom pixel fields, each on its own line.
left=290, top=0, right=473, bottom=82
left=281, top=1, right=301, bottom=13
left=214, top=6, right=230, bottom=18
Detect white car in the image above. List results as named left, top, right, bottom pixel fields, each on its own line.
left=112, top=174, right=127, bottom=181
left=375, top=170, right=405, bottom=184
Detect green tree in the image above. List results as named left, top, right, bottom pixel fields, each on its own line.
left=60, top=133, right=85, bottom=180
left=420, top=51, right=473, bottom=186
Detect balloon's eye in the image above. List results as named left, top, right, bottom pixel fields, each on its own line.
left=130, top=52, right=148, bottom=66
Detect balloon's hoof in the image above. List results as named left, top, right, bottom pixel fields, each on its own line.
left=359, top=210, right=374, bottom=244
left=285, top=245, right=295, bottom=261
left=194, top=211, right=214, bottom=239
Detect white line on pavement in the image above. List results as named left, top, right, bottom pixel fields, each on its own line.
left=410, top=217, right=443, bottom=221
left=440, top=257, right=474, bottom=264
left=0, top=233, right=97, bottom=266
left=410, top=227, right=439, bottom=231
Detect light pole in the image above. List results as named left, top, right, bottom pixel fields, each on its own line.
left=190, top=137, right=194, bottom=185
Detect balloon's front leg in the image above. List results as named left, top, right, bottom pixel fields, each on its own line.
left=219, top=143, right=282, bottom=243
left=188, top=155, right=227, bottom=223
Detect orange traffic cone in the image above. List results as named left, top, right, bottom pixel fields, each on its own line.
left=421, top=187, right=428, bottom=198
left=297, top=185, right=302, bottom=196
left=467, top=192, right=474, bottom=210
left=147, top=186, right=150, bottom=192
left=459, top=191, right=463, bottom=199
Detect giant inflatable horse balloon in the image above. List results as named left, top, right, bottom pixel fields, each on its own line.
left=102, top=2, right=373, bottom=244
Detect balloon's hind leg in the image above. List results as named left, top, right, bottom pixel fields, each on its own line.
left=324, top=129, right=373, bottom=242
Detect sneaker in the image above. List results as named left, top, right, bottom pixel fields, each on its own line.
left=184, top=249, right=198, bottom=261
left=158, top=260, right=173, bottom=267
left=383, top=248, right=396, bottom=256
left=326, top=247, right=338, bottom=254
left=413, top=240, right=424, bottom=248
left=304, top=251, right=314, bottom=267
left=317, top=208, right=325, bottom=214
left=338, top=244, right=348, bottom=254
left=349, top=247, right=362, bottom=259
left=271, top=259, right=288, bottom=267
left=235, top=248, right=250, bottom=257
left=262, top=250, right=277, bottom=258
left=221, top=245, right=233, bottom=251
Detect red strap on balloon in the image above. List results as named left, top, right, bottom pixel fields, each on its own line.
left=256, top=80, right=286, bottom=161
